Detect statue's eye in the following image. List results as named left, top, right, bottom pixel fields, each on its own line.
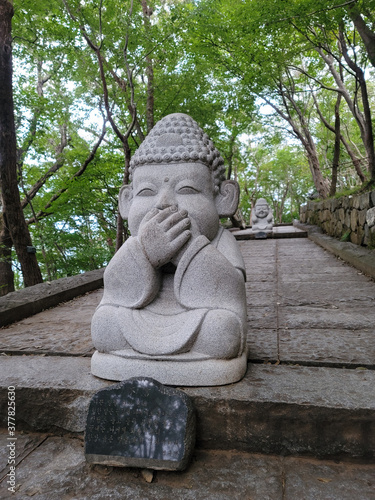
left=177, top=186, right=200, bottom=194
left=136, top=188, right=156, bottom=196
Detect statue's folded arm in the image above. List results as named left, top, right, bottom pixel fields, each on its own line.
left=174, top=234, right=247, bottom=320
left=101, top=237, right=161, bottom=309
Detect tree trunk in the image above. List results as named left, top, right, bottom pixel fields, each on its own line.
left=0, top=211, right=14, bottom=295
left=347, top=5, right=375, bottom=68
left=226, top=123, right=238, bottom=181
left=339, top=29, right=375, bottom=181
left=0, top=0, right=43, bottom=288
left=116, top=142, right=131, bottom=251
left=312, top=91, right=365, bottom=183
left=317, top=44, right=375, bottom=181
left=263, top=85, right=329, bottom=199
left=278, top=182, right=289, bottom=222
left=306, top=147, right=329, bottom=198
left=329, top=94, right=342, bottom=196
left=145, top=56, right=154, bottom=133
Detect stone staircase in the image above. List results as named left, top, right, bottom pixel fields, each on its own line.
left=1, top=227, right=375, bottom=498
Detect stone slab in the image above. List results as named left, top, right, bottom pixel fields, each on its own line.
left=248, top=290, right=279, bottom=309
left=1, top=356, right=374, bottom=460
left=247, top=306, right=278, bottom=329
left=277, top=281, right=375, bottom=306
left=278, top=259, right=354, bottom=272
left=294, top=222, right=375, bottom=280
left=0, top=431, right=283, bottom=499
left=279, top=304, right=375, bottom=330
left=0, top=290, right=101, bottom=356
left=238, top=239, right=277, bottom=255
left=279, top=328, right=375, bottom=367
left=246, top=289, right=278, bottom=307
left=85, top=378, right=196, bottom=471
left=278, top=272, right=365, bottom=283
left=276, top=240, right=325, bottom=255
left=1, top=430, right=374, bottom=500
left=282, top=456, right=375, bottom=500
left=232, top=225, right=308, bottom=240
left=278, top=260, right=369, bottom=275
left=0, top=431, right=49, bottom=483
left=245, top=281, right=276, bottom=293
left=245, top=269, right=277, bottom=282
left=244, top=261, right=277, bottom=272
left=246, top=328, right=278, bottom=361
left=0, top=268, right=104, bottom=327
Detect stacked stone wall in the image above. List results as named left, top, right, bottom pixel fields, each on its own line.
left=299, top=191, right=375, bottom=247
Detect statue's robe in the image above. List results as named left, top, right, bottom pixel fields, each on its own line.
left=94, top=227, right=247, bottom=357
left=251, top=213, right=274, bottom=232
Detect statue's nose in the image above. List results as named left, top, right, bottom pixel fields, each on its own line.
left=155, top=188, right=175, bottom=210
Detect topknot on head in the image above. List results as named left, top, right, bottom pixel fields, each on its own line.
left=255, top=198, right=270, bottom=206
left=129, top=113, right=226, bottom=193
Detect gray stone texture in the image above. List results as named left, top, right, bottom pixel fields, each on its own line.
left=279, top=328, right=375, bottom=365
left=294, top=221, right=375, bottom=280
left=1, top=237, right=375, bottom=462
left=0, top=268, right=104, bottom=327
left=5, top=430, right=375, bottom=500
left=85, top=378, right=196, bottom=471
left=0, top=290, right=101, bottom=355
left=359, top=192, right=370, bottom=210
left=300, top=189, right=375, bottom=247
left=91, top=113, right=247, bottom=386
left=6, top=237, right=375, bottom=368
left=366, top=206, right=375, bottom=227
left=251, top=198, right=274, bottom=233
left=231, top=224, right=307, bottom=240
left=1, top=356, right=375, bottom=460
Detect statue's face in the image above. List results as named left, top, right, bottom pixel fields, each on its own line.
left=255, top=204, right=269, bottom=219
left=128, top=162, right=220, bottom=241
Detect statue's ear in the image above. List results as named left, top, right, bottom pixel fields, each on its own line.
left=118, top=185, right=133, bottom=220
left=215, top=180, right=240, bottom=218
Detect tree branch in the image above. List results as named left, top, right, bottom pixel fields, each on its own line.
left=27, top=121, right=107, bottom=224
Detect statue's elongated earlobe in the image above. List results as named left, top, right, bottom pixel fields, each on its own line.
left=215, top=180, right=240, bottom=217
left=118, top=185, right=133, bottom=219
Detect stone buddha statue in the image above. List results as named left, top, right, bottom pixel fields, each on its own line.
left=251, top=198, right=274, bottom=234
left=91, top=113, right=248, bottom=386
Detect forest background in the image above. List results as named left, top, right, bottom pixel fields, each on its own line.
left=0, top=0, right=374, bottom=294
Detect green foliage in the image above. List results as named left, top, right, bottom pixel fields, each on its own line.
left=333, top=185, right=364, bottom=199
left=237, top=129, right=314, bottom=223
left=340, top=230, right=351, bottom=242
left=5, top=0, right=375, bottom=287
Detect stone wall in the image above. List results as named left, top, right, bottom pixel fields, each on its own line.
left=300, top=190, right=375, bottom=247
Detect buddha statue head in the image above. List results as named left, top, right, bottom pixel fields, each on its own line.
left=118, top=113, right=240, bottom=241
left=254, top=198, right=271, bottom=219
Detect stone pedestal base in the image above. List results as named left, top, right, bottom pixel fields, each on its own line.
left=91, top=350, right=248, bottom=387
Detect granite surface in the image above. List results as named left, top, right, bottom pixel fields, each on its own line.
left=85, top=377, right=195, bottom=470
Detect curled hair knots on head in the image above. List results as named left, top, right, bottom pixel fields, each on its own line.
left=129, top=113, right=227, bottom=187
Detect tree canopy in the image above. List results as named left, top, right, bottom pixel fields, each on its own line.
left=0, top=0, right=374, bottom=292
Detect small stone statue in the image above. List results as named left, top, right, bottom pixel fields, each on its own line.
left=91, top=113, right=248, bottom=386
left=251, top=198, right=274, bottom=234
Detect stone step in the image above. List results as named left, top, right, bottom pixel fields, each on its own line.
left=1, top=355, right=374, bottom=461
left=231, top=225, right=308, bottom=240
left=0, top=269, right=104, bottom=328
left=2, top=430, right=374, bottom=500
